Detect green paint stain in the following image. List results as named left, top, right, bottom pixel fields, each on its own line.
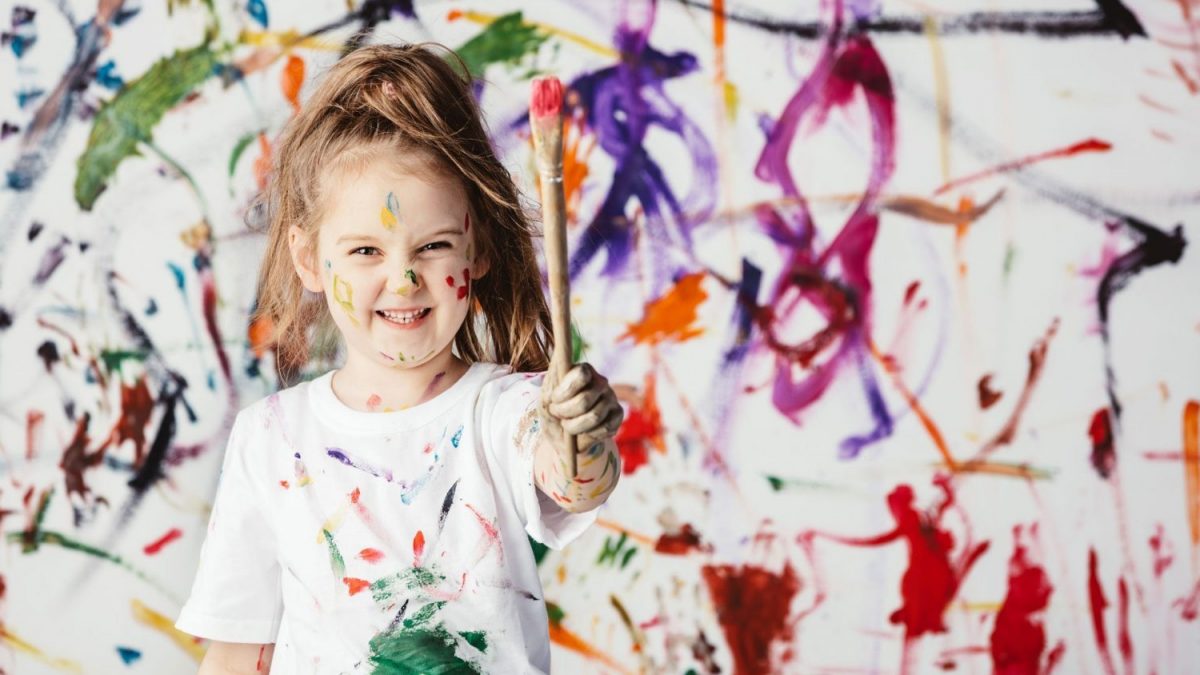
left=76, top=44, right=219, bottom=210
left=228, top=132, right=257, bottom=178
left=545, top=601, right=565, bottom=627
left=403, top=601, right=446, bottom=630
left=1003, top=243, right=1016, bottom=280
left=367, top=624, right=479, bottom=674
left=528, top=535, right=549, bottom=566
left=323, top=529, right=345, bottom=578
left=570, top=322, right=589, bottom=363
left=459, top=631, right=487, bottom=653
left=453, top=12, right=548, bottom=80
left=100, top=349, right=149, bottom=374
left=371, top=567, right=446, bottom=603
left=597, top=532, right=637, bottom=569
left=406, top=269, right=418, bottom=286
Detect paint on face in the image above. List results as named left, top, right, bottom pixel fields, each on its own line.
left=324, top=258, right=332, bottom=273
left=394, top=268, right=419, bottom=297
left=366, top=394, right=382, bottom=411
left=332, top=273, right=359, bottom=325
left=381, top=191, right=401, bottom=230
left=458, top=269, right=470, bottom=300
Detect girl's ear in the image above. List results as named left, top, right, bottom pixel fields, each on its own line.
left=471, top=253, right=490, bottom=280
left=288, top=225, right=324, bottom=293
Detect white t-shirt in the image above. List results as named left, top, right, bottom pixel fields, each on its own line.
left=175, top=362, right=597, bottom=673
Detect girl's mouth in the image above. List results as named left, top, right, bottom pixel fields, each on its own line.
left=376, top=307, right=431, bottom=328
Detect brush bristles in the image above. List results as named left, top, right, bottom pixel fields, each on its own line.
left=530, top=76, right=563, bottom=119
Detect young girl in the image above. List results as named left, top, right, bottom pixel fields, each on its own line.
left=175, top=43, right=624, bottom=674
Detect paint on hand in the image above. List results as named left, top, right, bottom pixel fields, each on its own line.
left=332, top=274, right=359, bottom=325
left=381, top=191, right=401, bottom=229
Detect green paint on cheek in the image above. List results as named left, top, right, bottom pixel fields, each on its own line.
left=323, top=529, right=345, bottom=578
left=367, top=624, right=479, bottom=674
left=324, top=259, right=332, bottom=273
left=332, top=274, right=359, bottom=325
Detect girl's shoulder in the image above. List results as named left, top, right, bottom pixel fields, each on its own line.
left=233, top=371, right=330, bottom=426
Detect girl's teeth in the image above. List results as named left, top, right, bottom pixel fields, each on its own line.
left=380, top=308, right=428, bottom=323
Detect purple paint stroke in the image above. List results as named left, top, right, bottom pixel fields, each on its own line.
left=326, top=446, right=441, bottom=505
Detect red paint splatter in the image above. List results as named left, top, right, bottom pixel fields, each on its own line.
left=655, top=523, right=713, bottom=555
left=1174, top=580, right=1200, bottom=621
left=413, top=530, right=425, bottom=566
left=1117, top=577, right=1133, bottom=674
left=978, top=374, right=1003, bottom=410
left=445, top=275, right=456, bottom=288
left=359, top=547, right=384, bottom=564
left=343, top=577, right=370, bottom=596
left=350, top=487, right=361, bottom=504
left=457, top=268, right=470, bottom=300
left=25, top=410, right=43, bottom=460
left=1148, top=524, right=1174, bottom=578
left=366, top=394, right=382, bottom=411
left=812, top=476, right=989, bottom=640
left=989, top=524, right=1059, bottom=674
left=903, top=280, right=921, bottom=305
left=279, top=480, right=290, bottom=489
left=933, top=138, right=1112, bottom=196
left=1089, top=408, right=1116, bottom=479
left=256, top=644, right=266, bottom=672
left=109, top=378, right=155, bottom=467
left=613, top=374, right=665, bottom=475
left=702, top=563, right=800, bottom=675
left=143, top=528, right=183, bottom=555
left=1087, top=549, right=1117, bottom=675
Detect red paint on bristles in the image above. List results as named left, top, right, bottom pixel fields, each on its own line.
left=530, top=76, right=563, bottom=119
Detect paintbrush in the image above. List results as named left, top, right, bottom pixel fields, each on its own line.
left=529, top=75, right=579, bottom=479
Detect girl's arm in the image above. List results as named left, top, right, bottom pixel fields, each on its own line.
left=535, top=363, right=624, bottom=513
left=198, top=641, right=274, bottom=675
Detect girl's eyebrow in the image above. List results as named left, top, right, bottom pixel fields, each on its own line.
left=335, top=234, right=379, bottom=245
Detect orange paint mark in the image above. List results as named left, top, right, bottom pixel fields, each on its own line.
left=561, top=113, right=594, bottom=223
left=279, top=480, right=289, bottom=489
left=933, top=138, right=1112, bottom=196
left=621, top=272, right=707, bottom=345
left=413, top=530, right=425, bottom=565
left=343, top=577, right=370, bottom=596
left=248, top=315, right=274, bottom=358
left=446, top=9, right=464, bottom=21
left=359, top=547, right=384, bottom=563
left=1184, top=401, right=1200, bottom=556
left=252, top=133, right=272, bottom=191
left=1171, top=60, right=1199, bottom=94
left=548, top=622, right=630, bottom=673
left=868, top=339, right=958, bottom=470
left=281, top=54, right=305, bottom=114
left=595, top=518, right=657, bottom=547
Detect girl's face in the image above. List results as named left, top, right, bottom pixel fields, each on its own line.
left=290, top=155, right=488, bottom=371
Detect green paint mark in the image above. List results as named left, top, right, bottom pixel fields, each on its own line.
left=597, top=532, right=637, bottom=569
left=453, top=12, right=548, bottom=80
left=459, top=631, right=487, bottom=653
left=402, top=601, right=446, bottom=630
left=620, top=546, right=637, bottom=570
left=6, top=528, right=179, bottom=602
left=570, top=321, right=588, bottom=363
left=545, top=601, right=565, bottom=627
left=228, top=132, right=257, bottom=177
left=406, top=269, right=418, bottom=286
left=76, top=44, right=219, bottom=210
left=100, top=349, right=149, bottom=374
left=528, top=535, right=549, bottom=566
left=367, top=624, right=478, bottom=674
left=764, top=474, right=845, bottom=493
left=323, top=529, right=345, bottom=578
left=371, top=566, right=446, bottom=603
left=1003, top=243, right=1016, bottom=280
left=398, top=352, right=406, bottom=362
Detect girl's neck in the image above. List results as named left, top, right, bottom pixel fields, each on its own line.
left=330, top=346, right=471, bottom=413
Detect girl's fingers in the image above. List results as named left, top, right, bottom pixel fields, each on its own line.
left=578, top=406, right=625, bottom=449
left=554, top=363, right=595, bottom=400
left=547, top=386, right=603, bottom=419
left=562, top=398, right=621, bottom=436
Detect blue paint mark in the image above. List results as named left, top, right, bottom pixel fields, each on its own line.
left=167, top=262, right=186, bottom=290
left=16, top=88, right=45, bottom=108
left=451, top=426, right=463, bottom=448
left=116, top=646, right=141, bottom=664
left=247, top=0, right=269, bottom=27
left=145, top=298, right=157, bottom=315
left=95, top=60, right=124, bottom=90
left=207, top=370, right=215, bottom=390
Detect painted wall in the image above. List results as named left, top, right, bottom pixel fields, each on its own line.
left=1, top=1, right=1198, bottom=672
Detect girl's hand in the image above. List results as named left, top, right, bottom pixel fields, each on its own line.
left=538, top=363, right=624, bottom=453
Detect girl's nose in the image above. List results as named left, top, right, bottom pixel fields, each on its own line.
left=391, top=265, right=421, bottom=297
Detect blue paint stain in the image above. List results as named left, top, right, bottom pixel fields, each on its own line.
left=145, top=298, right=157, bottom=315
left=116, top=646, right=141, bottom=664
left=16, top=88, right=44, bottom=108
left=247, top=0, right=269, bottom=27
left=207, top=370, right=215, bottom=390
left=451, top=426, right=463, bottom=448
left=327, top=448, right=353, bottom=466
left=167, top=262, right=186, bottom=290
left=95, top=60, right=124, bottom=90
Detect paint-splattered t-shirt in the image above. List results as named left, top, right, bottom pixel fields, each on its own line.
left=176, top=362, right=596, bottom=673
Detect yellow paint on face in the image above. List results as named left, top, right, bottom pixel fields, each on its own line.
left=393, top=268, right=419, bottom=296
left=380, top=191, right=401, bottom=230
left=332, top=273, right=360, bottom=326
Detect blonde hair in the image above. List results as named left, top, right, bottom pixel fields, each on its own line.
left=252, top=43, right=553, bottom=383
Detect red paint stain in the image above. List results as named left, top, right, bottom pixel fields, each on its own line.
left=702, top=563, right=800, bottom=675
left=1174, top=580, right=1200, bottom=621
left=445, top=275, right=456, bottom=288
left=279, top=480, right=289, bottom=489
left=1087, top=549, right=1118, bottom=675
left=109, top=378, right=155, bottom=467
left=1089, top=408, right=1116, bottom=479
left=977, top=374, right=1003, bottom=410
left=1117, top=577, right=1133, bottom=673
left=934, top=138, right=1112, bottom=196
left=366, top=394, right=382, bottom=411
left=359, top=547, right=384, bottom=563
left=457, top=268, right=470, bottom=300
left=25, top=410, right=44, bottom=460
left=343, top=577, right=369, bottom=596
left=1148, top=524, right=1174, bottom=578
left=463, top=212, right=470, bottom=232
left=613, top=373, right=665, bottom=475
left=143, top=528, right=183, bottom=555
left=621, top=272, right=707, bottom=345
left=989, top=524, right=1059, bottom=674
left=413, top=530, right=425, bottom=566
left=655, top=523, right=712, bottom=555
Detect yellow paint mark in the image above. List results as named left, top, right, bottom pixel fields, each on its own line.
left=316, top=501, right=350, bottom=544
left=237, top=29, right=342, bottom=51
left=131, top=599, right=205, bottom=662
left=0, top=626, right=83, bottom=673
left=332, top=274, right=359, bottom=326
left=380, top=205, right=398, bottom=230
left=924, top=16, right=952, bottom=183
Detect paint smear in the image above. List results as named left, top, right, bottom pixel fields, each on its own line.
left=702, top=563, right=800, bottom=674
left=613, top=374, right=665, bottom=475
left=621, top=272, right=707, bottom=345
left=654, top=523, right=712, bottom=555
left=131, top=599, right=204, bottom=662
left=933, top=138, right=1112, bottom=196
left=359, top=547, right=384, bottom=564
left=281, top=54, right=305, bottom=114
left=1089, top=408, right=1116, bottom=479
left=1184, top=401, right=1200, bottom=554
left=1087, top=549, right=1117, bottom=675
left=142, top=527, right=183, bottom=555
left=989, top=525, right=1057, bottom=673
left=413, top=530, right=425, bottom=567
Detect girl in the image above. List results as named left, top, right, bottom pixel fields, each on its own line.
left=175, top=43, right=624, bottom=674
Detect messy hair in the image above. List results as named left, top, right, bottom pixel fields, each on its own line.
left=251, top=42, right=553, bottom=382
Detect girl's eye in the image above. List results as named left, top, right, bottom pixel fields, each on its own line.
left=419, top=241, right=451, bottom=253
left=351, top=246, right=380, bottom=256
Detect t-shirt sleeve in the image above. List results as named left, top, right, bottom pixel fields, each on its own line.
left=479, top=370, right=598, bottom=550
left=175, top=409, right=283, bottom=643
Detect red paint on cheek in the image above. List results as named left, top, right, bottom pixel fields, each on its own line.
left=445, top=276, right=456, bottom=288
left=457, top=268, right=470, bottom=300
